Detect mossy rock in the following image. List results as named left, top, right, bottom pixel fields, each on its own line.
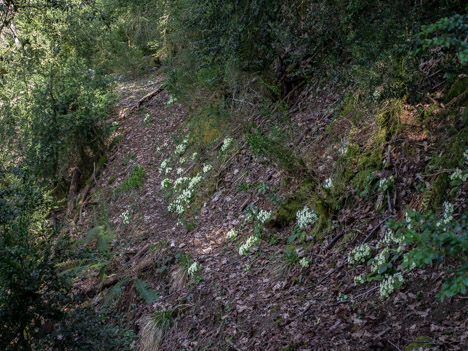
left=446, top=77, right=468, bottom=102
left=404, top=336, right=433, bottom=351
left=311, top=193, right=330, bottom=230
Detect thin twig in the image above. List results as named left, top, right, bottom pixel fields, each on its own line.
left=361, top=215, right=393, bottom=245
left=353, top=285, right=379, bottom=299
left=387, top=340, right=402, bottom=351
left=317, top=264, right=344, bottom=285
left=326, top=232, right=344, bottom=250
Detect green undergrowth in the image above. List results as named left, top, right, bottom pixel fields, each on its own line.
left=115, top=165, right=146, bottom=194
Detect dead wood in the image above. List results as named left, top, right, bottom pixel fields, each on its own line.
left=127, top=84, right=166, bottom=116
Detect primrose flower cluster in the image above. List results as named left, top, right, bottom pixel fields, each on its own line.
left=120, top=210, right=130, bottom=225
left=161, top=178, right=172, bottom=189
left=379, top=273, right=404, bottom=298
left=376, top=229, right=403, bottom=249
left=378, top=175, right=394, bottom=192
left=157, top=138, right=213, bottom=219
left=296, top=206, right=318, bottom=230
left=349, top=226, right=408, bottom=297
left=159, top=159, right=170, bottom=174
left=348, top=244, right=372, bottom=265
left=299, top=257, right=311, bottom=268
left=257, top=210, right=272, bottom=224
left=354, top=274, right=366, bottom=285
left=221, top=137, right=232, bottom=153
left=167, top=171, right=205, bottom=215
left=239, top=236, right=259, bottom=256
left=187, top=262, right=201, bottom=276
left=203, top=164, right=212, bottom=173
left=437, top=201, right=454, bottom=227
left=175, top=138, right=188, bottom=156
left=226, top=229, right=237, bottom=240
left=449, top=149, right=468, bottom=183
left=370, top=247, right=389, bottom=273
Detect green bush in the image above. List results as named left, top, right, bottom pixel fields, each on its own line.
left=388, top=207, right=468, bottom=301
left=0, top=166, right=135, bottom=350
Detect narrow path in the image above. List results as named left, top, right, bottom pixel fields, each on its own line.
left=78, top=73, right=468, bottom=351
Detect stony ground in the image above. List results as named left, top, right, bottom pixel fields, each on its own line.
left=75, top=71, right=468, bottom=351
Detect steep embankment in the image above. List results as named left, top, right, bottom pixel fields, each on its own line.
left=74, top=70, right=468, bottom=351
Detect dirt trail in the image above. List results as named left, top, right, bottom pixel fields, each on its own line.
left=78, top=73, right=467, bottom=351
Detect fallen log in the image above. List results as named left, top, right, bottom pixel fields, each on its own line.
left=126, top=83, right=166, bottom=116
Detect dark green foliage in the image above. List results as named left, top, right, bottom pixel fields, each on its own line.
left=0, top=167, right=134, bottom=350
left=134, top=278, right=160, bottom=305
left=419, top=12, right=468, bottom=65
left=388, top=209, right=468, bottom=301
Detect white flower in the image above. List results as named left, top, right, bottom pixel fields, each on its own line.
left=221, top=137, right=233, bottom=153
left=159, top=159, right=169, bottom=173
left=442, top=201, right=454, bottom=224
left=239, top=236, right=259, bottom=256
left=156, top=147, right=161, bottom=152
left=191, top=152, right=198, bottom=160
left=376, top=229, right=403, bottom=248
left=167, top=95, right=177, bottom=106
left=187, top=262, right=200, bottom=276
left=226, top=229, right=237, bottom=240
left=299, top=257, right=311, bottom=268
left=203, top=164, right=212, bottom=173
left=188, top=174, right=203, bottom=189
left=405, top=211, right=413, bottom=230
left=161, top=178, right=172, bottom=189
left=354, top=274, right=367, bottom=285
left=348, top=244, right=372, bottom=265
left=174, top=177, right=189, bottom=187
left=371, top=248, right=389, bottom=273
left=120, top=210, right=130, bottom=225
left=324, top=178, right=333, bottom=189
left=378, top=176, right=394, bottom=192
left=379, top=273, right=404, bottom=298
left=165, top=167, right=172, bottom=174
left=177, top=167, right=184, bottom=175
left=450, top=168, right=468, bottom=182
left=257, top=210, right=272, bottom=224
left=296, top=206, right=318, bottom=230
left=179, top=157, right=187, bottom=164
left=175, top=141, right=188, bottom=156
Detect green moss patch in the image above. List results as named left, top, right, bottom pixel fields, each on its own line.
left=404, top=336, right=433, bottom=351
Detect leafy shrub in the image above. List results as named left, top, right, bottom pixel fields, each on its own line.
left=389, top=207, right=468, bottom=301
left=419, top=12, right=468, bottom=65
left=0, top=166, right=134, bottom=350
